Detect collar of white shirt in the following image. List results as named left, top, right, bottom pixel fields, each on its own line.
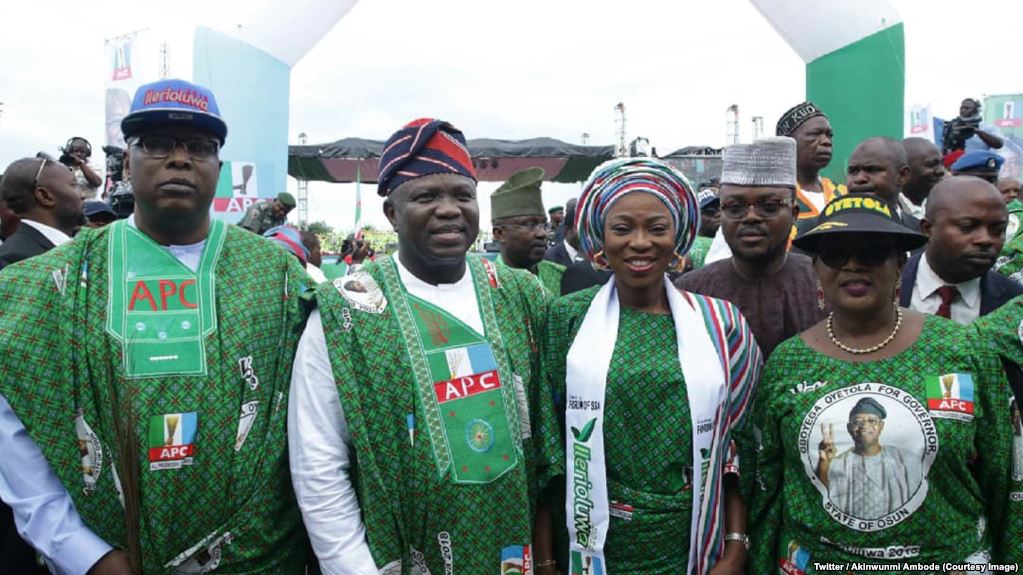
left=917, top=254, right=981, bottom=310
left=19, top=219, right=72, bottom=247
left=564, top=240, right=580, bottom=262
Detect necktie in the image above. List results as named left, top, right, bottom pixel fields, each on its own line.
left=935, top=285, right=958, bottom=319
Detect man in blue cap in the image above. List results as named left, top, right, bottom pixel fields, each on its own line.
left=0, top=79, right=311, bottom=574
left=951, top=150, right=1005, bottom=185
left=83, top=200, right=118, bottom=228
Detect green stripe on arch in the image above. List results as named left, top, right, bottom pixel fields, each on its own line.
left=807, top=23, right=906, bottom=183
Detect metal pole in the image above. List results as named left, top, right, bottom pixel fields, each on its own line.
left=297, top=132, right=309, bottom=227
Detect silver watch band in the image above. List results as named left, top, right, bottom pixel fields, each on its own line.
left=724, top=532, right=750, bottom=550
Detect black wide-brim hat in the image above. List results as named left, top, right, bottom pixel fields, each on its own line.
left=793, top=193, right=929, bottom=254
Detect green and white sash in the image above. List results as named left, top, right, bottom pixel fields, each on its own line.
left=379, top=256, right=525, bottom=484
left=106, top=219, right=226, bottom=378
left=565, top=276, right=726, bottom=574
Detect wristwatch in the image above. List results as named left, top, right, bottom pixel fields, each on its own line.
left=724, top=532, right=750, bottom=550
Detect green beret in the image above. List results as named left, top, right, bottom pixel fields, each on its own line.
left=548, top=205, right=564, bottom=214
left=277, top=192, right=297, bottom=207
left=491, top=167, right=546, bottom=222
left=849, top=397, right=886, bottom=419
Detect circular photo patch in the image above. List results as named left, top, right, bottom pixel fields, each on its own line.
left=799, top=383, right=938, bottom=532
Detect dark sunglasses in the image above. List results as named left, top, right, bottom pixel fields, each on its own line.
left=133, top=135, right=220, bottom=161
left=817, top=243, right=899, bottom=269
left=719, top=198, right=791, bottom=220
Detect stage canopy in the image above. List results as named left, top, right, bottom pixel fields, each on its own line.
left=289, top=137, right=616, bottom=184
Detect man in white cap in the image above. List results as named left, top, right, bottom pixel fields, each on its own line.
left=676, top=136, right=824, bottom=358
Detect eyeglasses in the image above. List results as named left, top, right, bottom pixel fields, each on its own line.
left=817, top=244, right=899, bottom=269
left=719, top=198, right=792, bottom=220
left=133, top=136, right=220, bottom=161
left=498, top=222, right=548, bottom=232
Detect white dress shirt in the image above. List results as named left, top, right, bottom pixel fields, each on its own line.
left=20, top=218, right=72, bottom=247
left=289, top=253, right=481, bottom=575
left=563, top=239, right=581, bottom=263
left=0, top=219, right=207, bottom=574
left=909, top=254, right=982, bottom=324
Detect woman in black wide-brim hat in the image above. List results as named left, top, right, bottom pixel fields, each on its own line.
left=744, top=193, right=1023, bottom=572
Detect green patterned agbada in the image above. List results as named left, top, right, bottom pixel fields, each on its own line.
left=746, top=316, right=1023, bottom=574
left=316, top=255, right=561, bottom=574
left=495, top=254, right=565, bottom=298
left=0, top=220, right=311, bottom=573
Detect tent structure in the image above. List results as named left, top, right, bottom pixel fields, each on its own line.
left=288, top=137, right=730, bottom=187
left=289, top=137, right=615, bottom=184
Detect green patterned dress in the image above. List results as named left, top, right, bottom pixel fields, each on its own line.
left=316, top=255, right=561, bottom=574
left=0, top=221, right=311, bottom=573
left=548, top=285, right=761, bottom=573
left=995, top=199, right=1023, bottom=285
left=688, top=235, right=713, bottom=270
left=746, top=316, right=1023, bottom=574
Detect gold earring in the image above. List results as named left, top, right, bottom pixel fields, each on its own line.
left=592, top=250, right=609, bottom=271
left=670, top=251, right=687, bottom=272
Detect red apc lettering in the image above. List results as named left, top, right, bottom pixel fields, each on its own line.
left=129, top=279, right=198, bottom=311
left=939, top=399, right=972, bottom=413
left=149, top=444, right=194, bottom=462
left=434, top=370, right=501, bottom=403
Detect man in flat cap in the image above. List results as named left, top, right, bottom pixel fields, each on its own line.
left=0, top=78, right=311, bottom=573
left=677, top=137, right=824, bottom=358
left=492, top=167, right=565, bottom=296
left=816, top=397, right=920, bottom=520
left=289, top=118, right=561, bottom=574
left=705, top=101, right=846, bottom=264
left=547, top=204, right=565, bottom=246
left=239, top=191, right=296, bottom=235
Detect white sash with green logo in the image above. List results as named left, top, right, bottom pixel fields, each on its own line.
left=565, top=276, right=725, bottom=574
left=106, top=219, right=226, bottom=378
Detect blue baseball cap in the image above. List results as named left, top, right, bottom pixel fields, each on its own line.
left=698, top=188, right=720, bottom=209
left=83, top=200, right=117, bottom=220
left=121, top=79, right=228, bottom=143
left=951, top=150, right=1004, bottom=173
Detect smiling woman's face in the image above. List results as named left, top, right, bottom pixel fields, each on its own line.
left=603, top=192, right=676, bottom=293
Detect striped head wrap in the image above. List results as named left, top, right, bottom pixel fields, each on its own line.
left=377, top=118, right=476, bottom=197
left=263, top=225, right=309, bottom=265
left=576, top=157, right=699, bottom=263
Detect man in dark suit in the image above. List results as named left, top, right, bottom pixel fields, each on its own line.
left=0, top=157, right=83, bottom=270
left=544, top=197, right=582, bottom=268
left=901, top=176, right=1021, bottom=322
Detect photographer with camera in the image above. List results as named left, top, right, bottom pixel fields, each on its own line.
left=942, top=98, right=1004, bottom=156
left=58, top=137, right=103, bottom=200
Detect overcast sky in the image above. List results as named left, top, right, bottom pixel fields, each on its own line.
left=1, top=0, right=1021, bottom=233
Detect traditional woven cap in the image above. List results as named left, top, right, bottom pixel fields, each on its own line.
left=793, top=193, right=928, bottom=253
left=721, top=137, right=797, bottom=188
left=491, top=167, right=546, bottom=221
left=277, top=192, right=297, bottom=207
left=377, top=118, right=476, bottom=197
left=776, top=101, right=826, bottom=137
left=121, top=79, right=228, bottom=143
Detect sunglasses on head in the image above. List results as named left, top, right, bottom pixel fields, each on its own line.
left=817, top=243, right=900, bottom=269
